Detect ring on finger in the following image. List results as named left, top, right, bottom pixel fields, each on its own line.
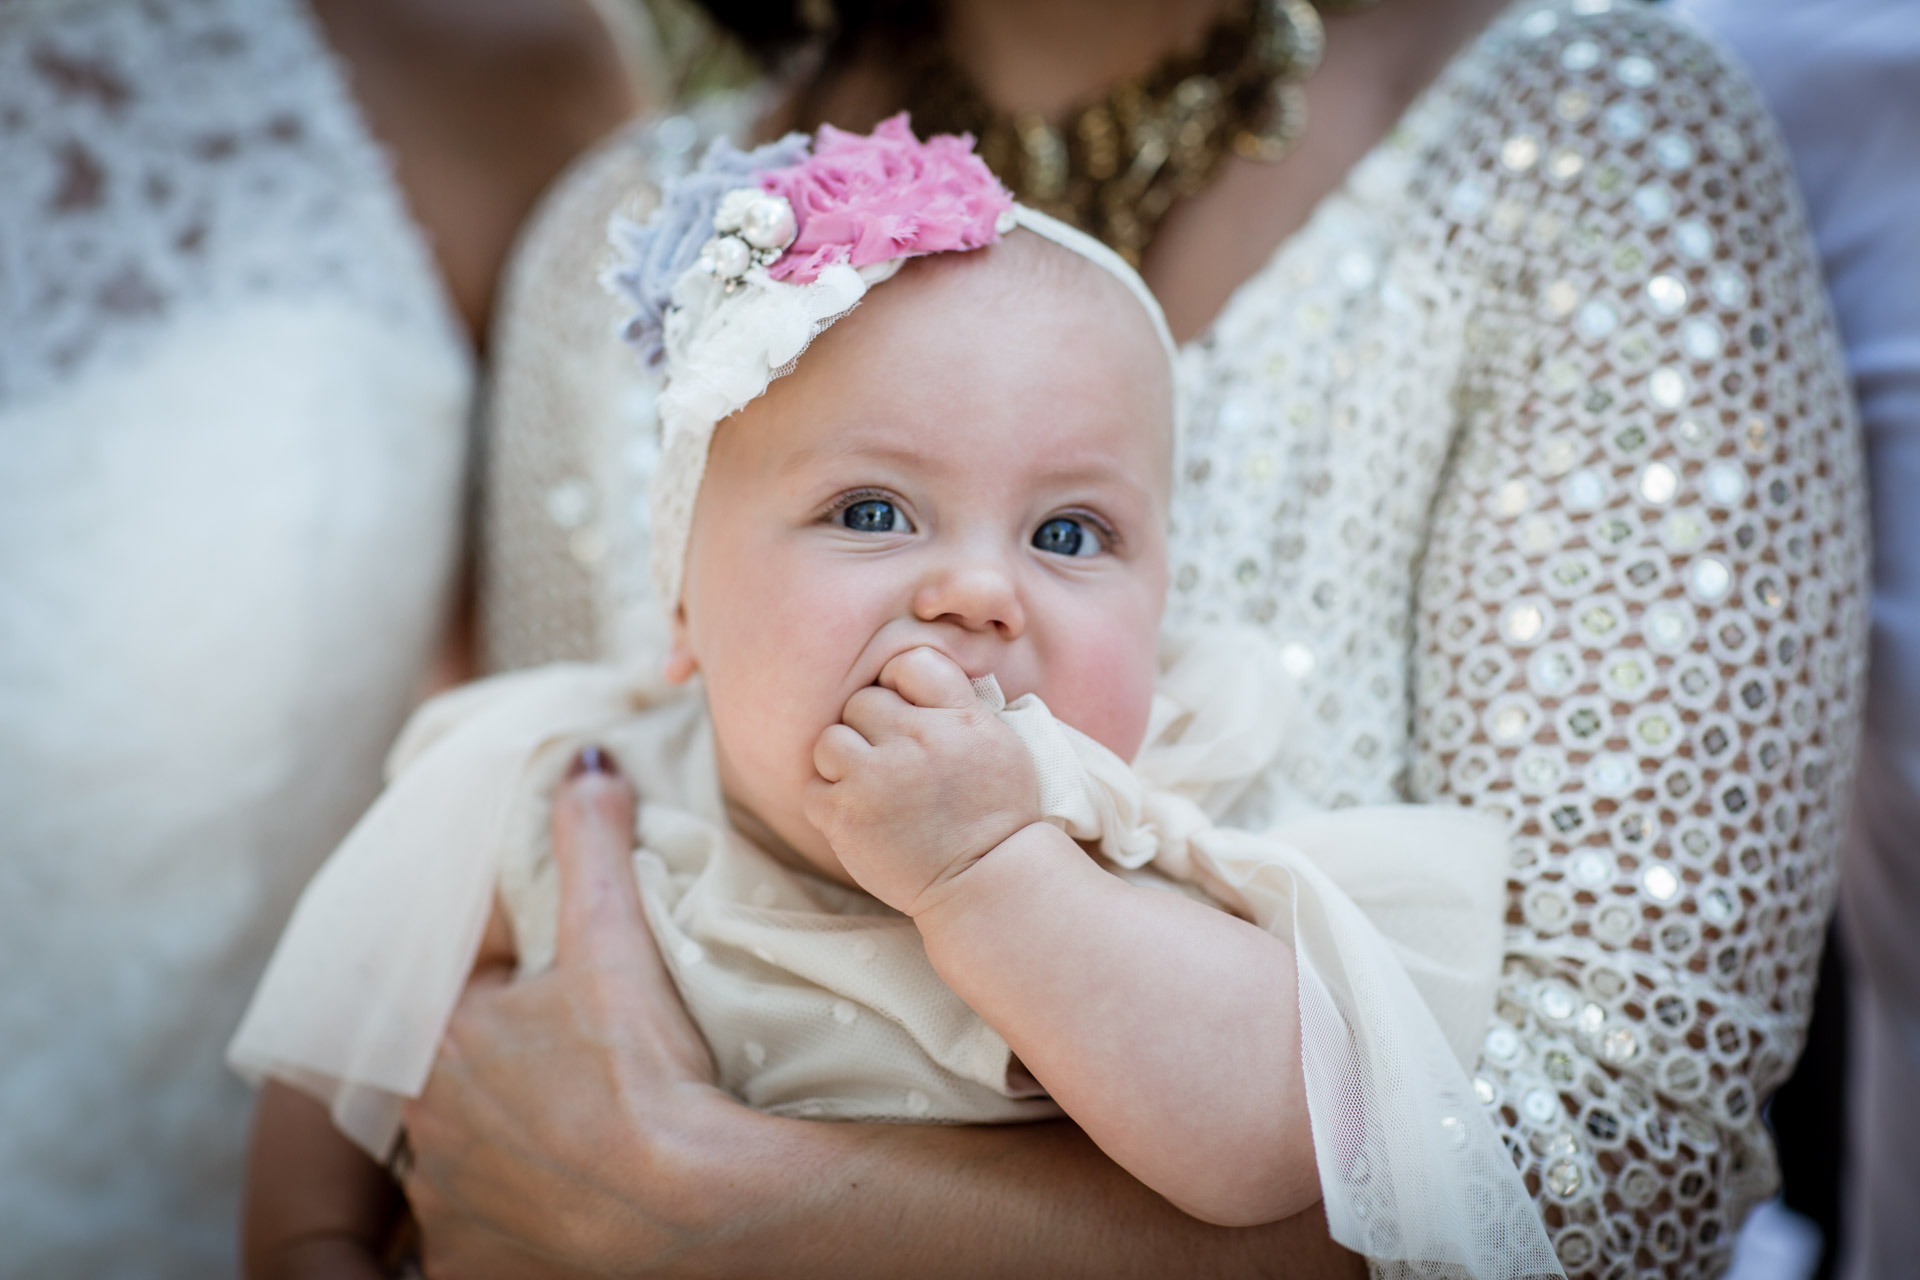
left=387, top=1128, right=415, bottom=1184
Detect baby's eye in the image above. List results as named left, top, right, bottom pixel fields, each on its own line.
left=1032, top=516, right=1105, bottom=558
left=840, top=498, right=909, bottom=533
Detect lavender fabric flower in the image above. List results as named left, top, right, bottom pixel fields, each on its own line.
left=605, top=131, right=810, bottom=367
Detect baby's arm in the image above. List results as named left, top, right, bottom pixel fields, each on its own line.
left=240, top=901, right=518, bottom=1277
left=920, top=826, right=1315, bottom=1228
left=807, top=650, right=1315, bottom=1228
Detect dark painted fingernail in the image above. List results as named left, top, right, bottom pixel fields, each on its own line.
left=567, top=745, right=618, bottom=778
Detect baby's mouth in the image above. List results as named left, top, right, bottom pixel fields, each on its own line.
left=888, top=644, right=1006, bottom=691
left=853, top=626, right=1025, bottom=699
left=859, top=635, right=973, bottom=685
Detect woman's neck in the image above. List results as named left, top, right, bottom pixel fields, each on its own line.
left=942, top=0, right=1236, bottom=117
left=787, top=1, right=1505, bottom=137
left=774, top=0, right=1235, bottom=136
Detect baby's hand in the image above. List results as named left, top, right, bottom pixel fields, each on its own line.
left=805, top=647, right=1041, bottom=916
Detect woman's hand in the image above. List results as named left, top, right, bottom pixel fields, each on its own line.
left=400, top=746, right=1363, bottom=1279
left=400, top=747, right=730, bottom=1278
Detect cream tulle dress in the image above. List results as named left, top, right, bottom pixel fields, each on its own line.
left=231, top=626, right=1563, bottom=1278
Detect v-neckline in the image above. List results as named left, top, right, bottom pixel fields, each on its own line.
left=1181, top=2, right=1515, bottom=357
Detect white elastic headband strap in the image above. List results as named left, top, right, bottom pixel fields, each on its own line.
left=1008, top=206, right=1178, bottom=367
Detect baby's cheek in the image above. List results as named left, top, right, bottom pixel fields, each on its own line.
left=715, top=669, right=828, bottom=792
left=1044, top=630, right=1160, bottom=763
left=701, top=565, right=863, bottom=762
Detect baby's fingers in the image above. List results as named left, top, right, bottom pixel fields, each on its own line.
left=813, top=722, right=870, bottom=783
left=841, top=683, right=911, bottom=741
left=878, top=647, right=978, bottom=711
left=800, top=775, right=838, bottom=840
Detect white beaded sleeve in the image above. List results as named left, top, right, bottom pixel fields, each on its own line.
left=1406, top=9, right=1869, bottom=1277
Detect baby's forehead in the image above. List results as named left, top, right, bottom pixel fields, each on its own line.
left=880, top=232, right=1175, bottom=424
left=758, top=272, right=1170, bottom=514
left=913, top=228, right=1151, bottom=323
left=726, top=226, right=1177, bottom=506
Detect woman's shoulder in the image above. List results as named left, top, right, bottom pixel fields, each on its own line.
left=482, top=102, right=763, bottom=673
left=1438, top=0, right=1782, bottom=151
left=1401, top=0, right=1814, bottom=302
left=492, top=99, right=763, bottom=334
left=1462, top=0, right=1767, bottom=97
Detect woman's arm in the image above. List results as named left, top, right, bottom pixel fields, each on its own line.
left=242, top=1083, right=402, bottom=1280
left=309, top=0, right=642, bottom=347
left=403, top=757, right=1360, bottom=1279
left=1409, top=7, right=1869, bottom=1276
left=239, top=886, right=531, bottom=1278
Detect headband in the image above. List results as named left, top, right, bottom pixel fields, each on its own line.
left=605, top=114, right=1178, bottom=609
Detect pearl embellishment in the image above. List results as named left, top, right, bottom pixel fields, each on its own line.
left=699, top=188, right=799, bottom=288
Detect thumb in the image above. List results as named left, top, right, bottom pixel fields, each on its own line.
left=877, top=646, right=979, bottom=711
left=550, top=745, right=651, bottom=971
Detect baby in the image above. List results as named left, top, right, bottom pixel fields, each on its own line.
left=232, top=119, right=1553, bottom=1279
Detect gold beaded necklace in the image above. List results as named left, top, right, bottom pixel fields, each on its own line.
left=902, top=0, right=1380, bottom=264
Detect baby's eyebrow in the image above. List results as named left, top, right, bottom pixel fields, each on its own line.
left=778, top=432, right=1161, bottom=508
left=1026, top=459, right=1151, bottom=492
left=777, top=435, right=928, bottom=478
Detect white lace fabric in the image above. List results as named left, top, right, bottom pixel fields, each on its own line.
left=647, top=254, right=876, bottom=605
left=479, top=4, right=1869, bottom=1276
left=1, top=0, right=471, bottom=1273
left=0, top=0, right=457, bottom=403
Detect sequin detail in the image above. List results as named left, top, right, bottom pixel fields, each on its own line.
left=1167, top=6, right=1865, bottom=1275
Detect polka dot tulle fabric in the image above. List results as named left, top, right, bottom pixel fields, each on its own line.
left=481, top=4, right=1869, bottom=1274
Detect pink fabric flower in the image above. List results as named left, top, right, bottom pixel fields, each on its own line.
left=759, top=114, right=1014, bottom=284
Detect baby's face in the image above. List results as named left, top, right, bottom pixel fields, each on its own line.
left=671, top=231, right=1173, bottom=882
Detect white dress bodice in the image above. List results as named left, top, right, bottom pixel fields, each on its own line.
left=478, top=3, right=1869, bottom=1275
left=0, top=0, right=472, bottom=1273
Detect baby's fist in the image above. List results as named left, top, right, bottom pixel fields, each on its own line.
left=806, top=648, right=1040, bottom=915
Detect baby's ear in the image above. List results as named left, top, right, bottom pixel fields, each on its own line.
left=663, top=605, right=698, bottom=684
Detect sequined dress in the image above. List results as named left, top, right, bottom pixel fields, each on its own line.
left=0, top=0, right=472, bottom=1273
left=478, top=3, right=1868, bottom=1275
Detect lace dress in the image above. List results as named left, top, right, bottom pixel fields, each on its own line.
left=478, top=2, right=1868, bottom=1275
left=0, top=0, right=472, bottom=1273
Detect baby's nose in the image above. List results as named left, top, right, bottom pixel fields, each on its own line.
left=911, top=561, right=1025, bottom=641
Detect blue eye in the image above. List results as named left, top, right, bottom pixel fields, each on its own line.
left=1032, top=516, right=1104, bottom=557
left=841, top=498, right=904, bottom=533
